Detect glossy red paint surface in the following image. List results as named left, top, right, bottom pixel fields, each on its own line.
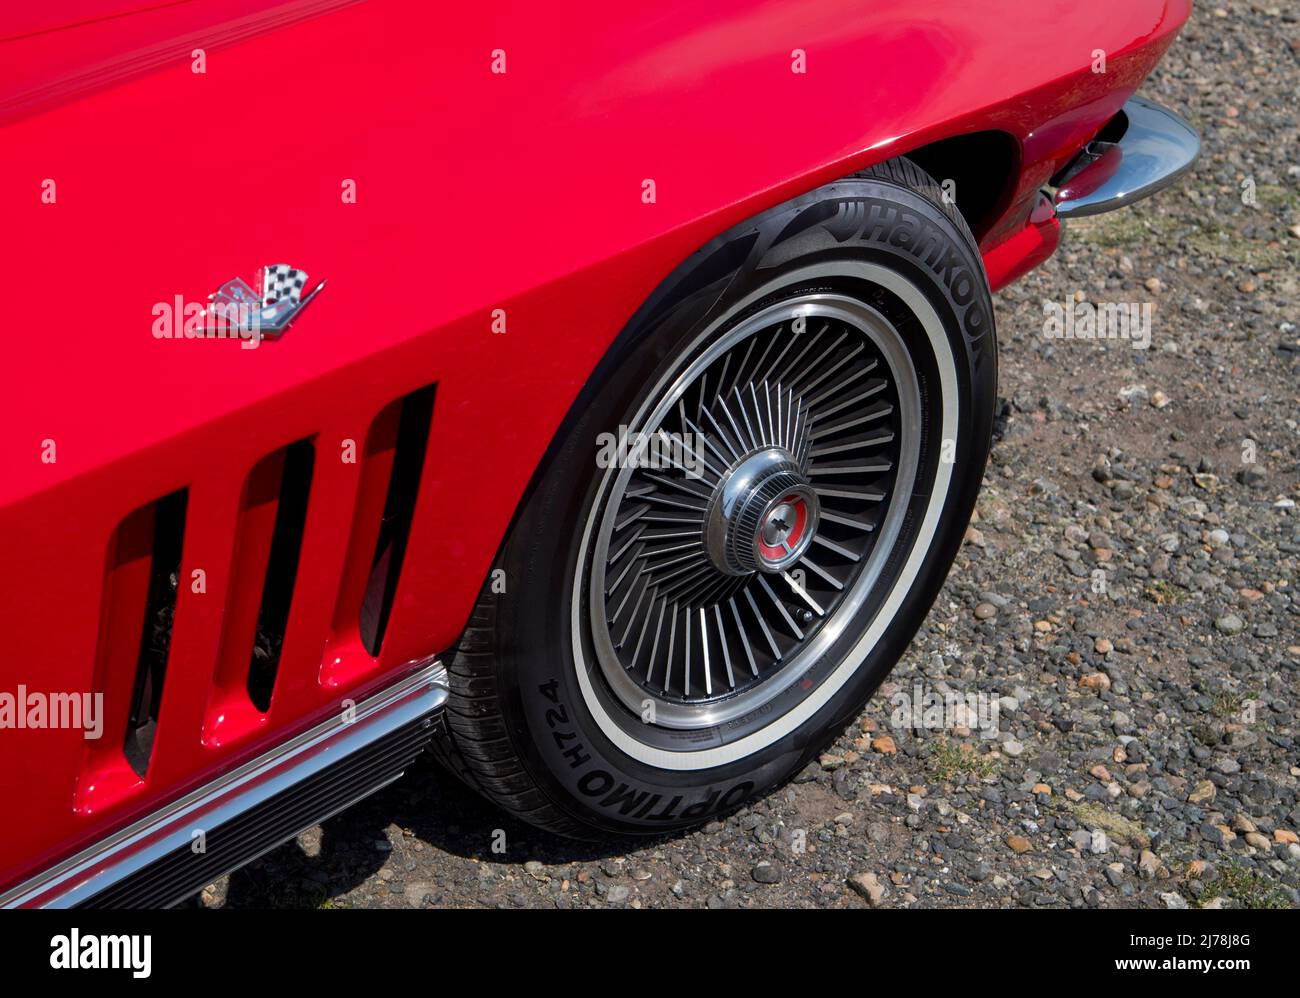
left=0, top=0, right=1190, bottom=891
left=983, top=192, right=1063, bottom=292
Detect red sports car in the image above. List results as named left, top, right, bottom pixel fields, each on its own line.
left=0, top=0, right=1198, bottom=906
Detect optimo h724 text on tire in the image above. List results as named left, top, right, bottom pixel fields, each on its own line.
left=430, top=157, right=998, bottom=837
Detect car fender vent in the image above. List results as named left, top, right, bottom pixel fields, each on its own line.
left=359, top=385, right=436, bottom=656
left=122, top=490, right=187, bottom=778
left=206, top=440, right=317, bottom=738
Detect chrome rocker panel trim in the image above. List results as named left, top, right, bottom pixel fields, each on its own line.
left=1055, top=96, right=1201, bottom=219
left=1, top=660, right=448, bottom=908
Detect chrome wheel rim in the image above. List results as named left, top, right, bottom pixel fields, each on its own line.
left=586, top=293, right=922, bottom=730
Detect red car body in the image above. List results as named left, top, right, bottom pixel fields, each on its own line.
left=0, top=0, right=1191, bottom=897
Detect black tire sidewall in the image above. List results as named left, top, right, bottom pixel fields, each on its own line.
left=492, top=170, right=997, bottom=835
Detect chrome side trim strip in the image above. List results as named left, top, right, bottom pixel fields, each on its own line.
left=1055, top=96, right=1201, bottom=219
left=0, top=660, right=447, bottom=908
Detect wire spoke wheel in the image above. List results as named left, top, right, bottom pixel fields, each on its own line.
left=431, top=159, right=994, bottom=834
left=587, top=293, right=922, bottom=731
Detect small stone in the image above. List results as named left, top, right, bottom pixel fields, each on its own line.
left=1094, top=638, right=1113, bottom=655
left=751, top=861, right=783, bottom=884
left=871, top=735, right=897, bottom=755
left=1079, top=672, right=1111, bottom=693
left=974, top=602, right=998, bottom=620
left=1138, top=850, right=1161, bottom=880
left=1032, top=783, right=1052, bottom=796
left=1245, top=832, right=1271, bottom=851
left=1215, top=614, right=1244, bottom=636
left=1276, top=829, right=1299, bottom=845
left=1160, top=892, right=1189, bottom=910
left=1089, top=764, right=1112, bottom=782
left=1236, top=467, right=1268, bottom=489
left=1006, top=835, right=1032, bottom=855
left=793, top=762, right=821, bottom=783
left=1201, top=823, right=1230, bottom=847
left=847, top=872, right=888, bottom=906
left=1003, top=740, right=1025, bottom=758
left=1188, top=780, right=1216, bottom=805
left=1150, top=390, right=1170, bottom=409
left=606, top=885, right=630, bottom=904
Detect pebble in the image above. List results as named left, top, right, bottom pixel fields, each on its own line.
left=1079, top=672, right=1111, bottom=693
left=1138, top=851, right=1161, bottom=880
left=847, top=872, right=888, bottom=906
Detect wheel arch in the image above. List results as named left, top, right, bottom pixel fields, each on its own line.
left=899, top=130, right=1021, bottom=243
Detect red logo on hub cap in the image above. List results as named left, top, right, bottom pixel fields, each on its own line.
left=757, top=494, right=810, bottom=565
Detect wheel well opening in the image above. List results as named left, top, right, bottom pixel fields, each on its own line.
left=902, top=130, right=1019, bottom=241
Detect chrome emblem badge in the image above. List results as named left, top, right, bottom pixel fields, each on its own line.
left=207, top=264, right=326, bottom=338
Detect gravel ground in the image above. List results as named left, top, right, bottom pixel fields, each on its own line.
left=205, top=4, right=1300, bottom=909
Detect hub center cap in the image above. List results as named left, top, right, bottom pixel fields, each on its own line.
left=762, top=503, right=798, bottom=547
left=705, top=447, right=820, bottom=575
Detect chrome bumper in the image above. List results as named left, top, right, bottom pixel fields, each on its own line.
left=1054, top=96, right=1201, bottom=219
left=1, top=660, right=448, bottom=908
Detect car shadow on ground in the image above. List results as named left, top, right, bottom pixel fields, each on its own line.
left=212, top=754, right=641, bottom=908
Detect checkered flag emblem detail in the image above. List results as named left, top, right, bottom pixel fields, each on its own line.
left=262, top=264, right=309, bottom=306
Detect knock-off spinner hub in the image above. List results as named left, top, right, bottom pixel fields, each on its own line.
left=705, top=448, right=820, bottom=575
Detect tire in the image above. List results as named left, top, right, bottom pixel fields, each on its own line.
left=430, top=157, right=997, bottom=838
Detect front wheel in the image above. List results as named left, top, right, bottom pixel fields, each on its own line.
left=431, top=157, right=997, bottom=837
